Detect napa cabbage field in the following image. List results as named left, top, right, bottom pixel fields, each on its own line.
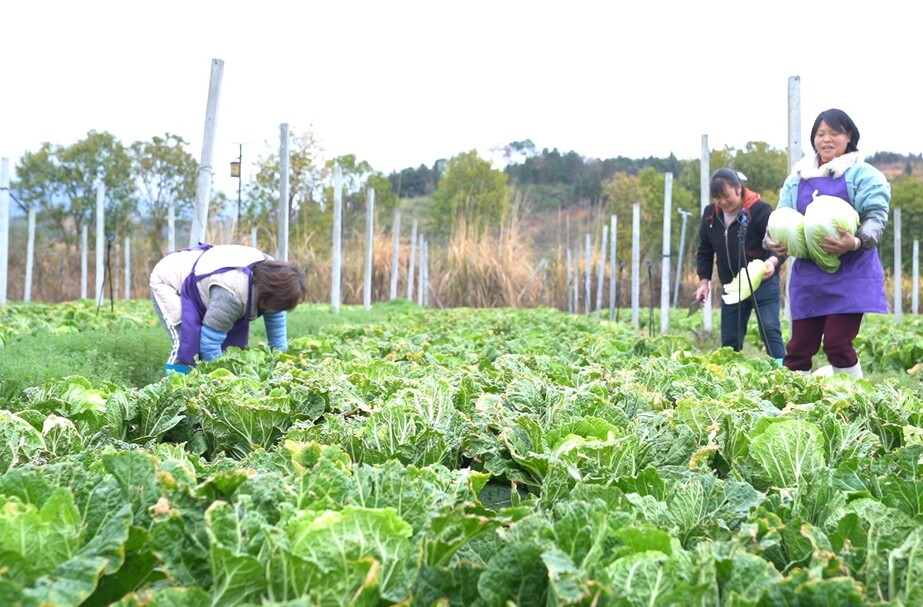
left=1, top=302, right=922, bottom=606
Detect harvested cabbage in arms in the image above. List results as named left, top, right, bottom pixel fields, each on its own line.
left=722, top=259, right=767, bottom=304
left=803, top=194, right=860, bottom=273
left=767, top=207, right=809, bottom=258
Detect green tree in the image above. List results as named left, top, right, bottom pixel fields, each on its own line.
left=14, top=143, right=64, bottom=231
left=14, top=132, right=134, bottom=250
left=729, top=142, right=789, bottom=205
left=130, top=133, right=198, bottom=257
left=429, top=150, right=511, bottom=239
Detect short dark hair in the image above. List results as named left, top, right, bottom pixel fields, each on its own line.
left=252, top=260, right=306, bottom=312
left=810, top=108, right=860, bottom=153
left=709, top=167, right=742, bottom=199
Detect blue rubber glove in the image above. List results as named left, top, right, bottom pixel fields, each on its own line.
left=165, top=363, right=191, bottom=374
left=263, top=310, right=288, bottom=351
left=200, top=325, right=227, bottom=361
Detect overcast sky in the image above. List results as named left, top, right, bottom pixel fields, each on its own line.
left=2, top=0, right=920, bottom=196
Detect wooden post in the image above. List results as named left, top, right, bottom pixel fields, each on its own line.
left=189, top=58, right=224, bottom=246
left=566, top=248, right=573, bottom=313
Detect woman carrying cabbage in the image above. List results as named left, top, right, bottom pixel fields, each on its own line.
left=695, top=168, right=786, bottom=362
left=765, top=108, right=890, bottom=378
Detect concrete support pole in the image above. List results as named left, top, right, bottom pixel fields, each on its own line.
left=894, top=208, right=902, bottom=323
left=124, top=236, right=131, bottom=299
left=583, top=233, right=591, bottom=315
left=631, top=203, right=641, bottom=329
left=406, top=219, right=417, bottom=301
left=389, top=209, right=401, bottom=300
left=81, top=224, right=88, bottom=299
left=24, top=206, right=36, bottom=302
left=0, top=158, right=8, bottom=305
left=189, top=58, right=224, bottom=246
left=363, top=188, right=375, bottom=310
left=95, top=180, right=105, bottom=306
left=331, top=164, right=343, bottom=313
left=660, top=172, right=673, bottom=334
left=609, top=215, right=617, bottom=320
left=168, top=201, right=176, bottom=253
left=595, top=225, right=608, bottom=316
left=700, top=135, right=712, bottom=331
left=278, top=123, right=290, bottom=261
left=913, top=239, right=919, bottom=315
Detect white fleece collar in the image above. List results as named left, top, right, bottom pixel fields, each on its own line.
left=793, top=151, right=860, bottom=179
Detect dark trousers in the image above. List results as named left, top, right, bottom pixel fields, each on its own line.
left=784, top=313, right=863, bottom=371
left=720, top=276, right=785, bottom=359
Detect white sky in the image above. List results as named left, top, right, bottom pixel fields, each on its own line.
left=2, top=0, right=920, bottom=196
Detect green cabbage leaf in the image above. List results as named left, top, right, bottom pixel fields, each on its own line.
left=767, top=207, right=809, bottom=258
left=722, top=259, right=767, bottom=305
left=803, top=195, right=860, bottom=273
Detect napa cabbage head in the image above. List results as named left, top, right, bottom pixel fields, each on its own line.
left=767, top=207, right=809, bottom=259
left=722, top=259, right=767, bottom=305
left=803, top=194, right=860, bottom=273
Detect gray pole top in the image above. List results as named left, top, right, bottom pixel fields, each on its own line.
left=190, top=59, right=225, bottom=246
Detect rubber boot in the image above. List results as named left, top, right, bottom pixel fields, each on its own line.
left=812, top=365, right=834, bottom=377
left=833, top=360, right=863, bottom=379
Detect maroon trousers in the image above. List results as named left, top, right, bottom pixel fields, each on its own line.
left=784, top=313, right=863, bottom=371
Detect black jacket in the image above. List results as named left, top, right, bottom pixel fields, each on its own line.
left=696, top=189, right=784, bottom=285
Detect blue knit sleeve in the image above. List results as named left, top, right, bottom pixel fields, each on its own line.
left=200, top=325, right=227, bottom=361
left=263, top=311, right=288, bottom=351
left=848, top=163, right=890, bottom=247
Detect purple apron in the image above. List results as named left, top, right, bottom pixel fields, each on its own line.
left=788, top=176, right=887, bottom=320
left=175, top=244, right=257, bottom=366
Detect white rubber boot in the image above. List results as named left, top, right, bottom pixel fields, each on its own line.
left=833, top=360, right=863, bottom=379
left=812, top=365, right=834, bottom=377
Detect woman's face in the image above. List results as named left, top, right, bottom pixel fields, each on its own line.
left=814, top=120, right=851, bottom=164
left=713, top=182, right=743, bottom=215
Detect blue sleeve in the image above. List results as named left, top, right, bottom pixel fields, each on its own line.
left=263, top=311, right=288, bottom=351
left=200, top=324, right=227, bottom=361
left=778, top=174, right=799, bottom=210
left=847, top=163, right=890, bottom=247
